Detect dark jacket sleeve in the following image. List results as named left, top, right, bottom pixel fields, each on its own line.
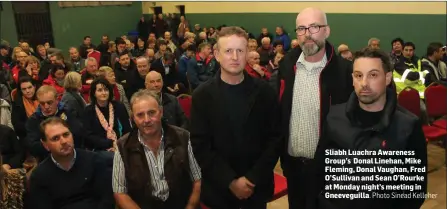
left=29, top=170, right=53, bottom=209
left=11, top=102, right=27, bottom=139
left=244, top=85, right=281, bottom=186
left=83, top=106, right=113, bottom=150
left=173, top=97, right=189, bottom=130
left=93, top=152, right=115, bottom=209
left=115, top=101, right=132, bottom=136
left=186, top=58, right=200, bottom=89
left=61, top=94, right=82, bottom=119
left=5, top=127, right=25, bottom=168
left=190, top=89, right=237, bottom=190
left=24, top=116, right=48, bottom=160
left=394, top=119, right=427, bottom=209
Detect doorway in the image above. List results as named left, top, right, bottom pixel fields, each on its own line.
left=12, top=2, right=55, bottom=48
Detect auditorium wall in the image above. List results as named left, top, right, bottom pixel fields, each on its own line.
left=1, top=2, right=142, bottom=54
left=143, top=2, right=446, bottom=53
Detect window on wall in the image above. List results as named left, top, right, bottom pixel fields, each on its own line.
left=58, top=1, right=132, bottom=8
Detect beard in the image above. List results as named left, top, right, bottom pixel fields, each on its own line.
left=300, top=36, right=325, bottom=56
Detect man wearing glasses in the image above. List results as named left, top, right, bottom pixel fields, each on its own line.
left=24, top=85, right=84, bottom=162
left=277, top=7, right=354, bottom=209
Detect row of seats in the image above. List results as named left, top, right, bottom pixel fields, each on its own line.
left=397, top=83, right=447, bottom=141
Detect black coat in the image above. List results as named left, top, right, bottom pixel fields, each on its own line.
left=162, top=92, right=189, bottom=130
left=11, top=95, right=29, bottom=140
left=0, top=124, right=25, bottom=168
left=83, top=101, right=132, bottom=150
left=308, top=88, right=427, bottom=209
left=61, top=90, right=86, bottom=120
left=190, top=71, right=281, bottom=208
left=277, top=41, right=353, bottom=159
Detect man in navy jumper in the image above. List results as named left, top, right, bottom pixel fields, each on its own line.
left=29, top=117, right=114, bottom=209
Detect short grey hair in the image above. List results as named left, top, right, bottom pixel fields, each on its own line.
left=130, top=89, right=162, bottom=112
left=261, top=37, right=271, bottom=44
left=368, top=38, right=380, bottom=46
left=85, top=57, right=97, bottom=66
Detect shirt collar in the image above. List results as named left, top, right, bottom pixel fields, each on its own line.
left=51, top=149, right=77, bottom=171
left=137, top=128, right=164, bottom=149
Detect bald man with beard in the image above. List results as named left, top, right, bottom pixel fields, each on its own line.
left=277, top=7, right=353, bottom=209
left=245, top=51, right=271, bottom=81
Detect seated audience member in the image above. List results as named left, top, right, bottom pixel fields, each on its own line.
left=112, top=89, right=201, bottom=209
left=248, top=39, right=258, bottom=52
left=145, top=71, right=189, bottom=129
left=245, top=51, right=271, bottom=80
left=35, top=44, right=47, bottom=62
left=12, top=77, right=39, bottom=140
left=0, top=98, right=13, bottom=129
left=187, top=42, right=217, bottom=90
left=24, top=85, right=84, bottom=162
left=11, top=51, right=28, bottom=85
left=0, top=124, right=25, bottom=169
left=132, top=37, right=147, bottom=58
left=338, top=44, right=353, bottom=61
left=258, top=37, right=274, bottom=67
left=83, top=78, right=131, bottom=157
left=42, top=64, right=68, bottom=101
left=154, top=39, right=171, bottom=60
left=100, top=41, right=115, bottom=67
left=126, top=56, right=151, bottom=100
left=0, top=153, right=27, bottom=209
left=144, top=48, right=156, bottom=64
left=69, top=47, right=86, bottom=73
left=97, top=66, right=131, bottom=115
left=114, top=51, right=136, bottom=89
left=81, top=57, right=99, bottom=103
left=61, top=72, right=87, bottom=120
left=23, top=56, right=43, bottom=86
left=29, top=117, right=114, bottom=209
left=152, top=51, right=187, bottom=95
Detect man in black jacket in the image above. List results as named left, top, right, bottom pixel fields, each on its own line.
left=277, top=7, right=353, bottom=209
left=190, top=26, right=281, bottom=209
left=309, top=48, right=427, bottom=209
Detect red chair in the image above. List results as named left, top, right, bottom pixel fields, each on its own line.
left=397, top=87, right=447, bottom=141
left=87, top=50, right=101, bottom=66
left=398, top=87, right=421, bottom=117
left=425, top=83, right=447, bottom=129
left=271, top=173, right=288, bottom=201
left=177, top=94, right=192, bottom=119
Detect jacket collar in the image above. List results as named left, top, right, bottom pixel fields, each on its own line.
left=345, top=87, right=397, bottom=132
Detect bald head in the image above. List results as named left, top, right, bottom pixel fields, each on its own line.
left=297, top=7, right=328, bottom=26
left=291, top=39, right=299, bottom=49
left=296, top=7, right=330, bottom=57
left=145, top=71, right=163, bottom=93
left=247, top=51, right=260, bottom=66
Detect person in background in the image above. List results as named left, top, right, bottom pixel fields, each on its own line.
left=42, top=64, right=68, bottom=101
left=97, top=66, right=131, bottom=115
left=12, top=77, right=39, bottom=141
left=337, top=44, right=353, bottom=61
left=61, top=72, right=87, bottom=120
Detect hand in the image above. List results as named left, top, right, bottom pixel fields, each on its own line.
left=174, top=84, right=179, bottom=91
left=185, top=204, right=196, bottom=209
left=252, top=64, right=265, bottom=77
left=229, top=177, right=255, bottom=199
left=86, top=79, right=93, bottom=85
left=167, top=87, right=175, bottom=92
left=107, top=147, right=115, bottom=152
left=26, top=65, right=32, bottom=75
left=2, top=164, right=11, bottom=171
left=87, top=48, right=94, bottom=53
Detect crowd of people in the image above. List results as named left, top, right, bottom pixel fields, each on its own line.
left=0, top=6, right=445, bottom=209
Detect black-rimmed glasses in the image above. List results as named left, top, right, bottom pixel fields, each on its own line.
left=295, top=25, right=327, bottom=36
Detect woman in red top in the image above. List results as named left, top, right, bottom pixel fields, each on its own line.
left=42, top=64, right=68, bottom=101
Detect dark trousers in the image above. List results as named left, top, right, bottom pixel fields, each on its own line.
left=282, top=154, right=314, bottom=209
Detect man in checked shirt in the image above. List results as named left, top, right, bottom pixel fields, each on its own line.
left=112, top=89, right=201, bottom=209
